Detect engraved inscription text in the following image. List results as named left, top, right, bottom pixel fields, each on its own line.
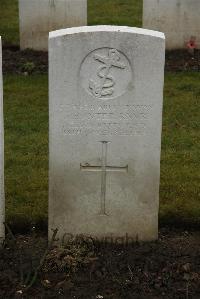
left=60, top=104, right=152, bottom=136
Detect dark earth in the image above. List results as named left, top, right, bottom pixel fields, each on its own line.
left=1, top=228, right=200, bottom=299
left=1, top=47, right=200, bottom=298
left=2, top=46, right=200, bottom=74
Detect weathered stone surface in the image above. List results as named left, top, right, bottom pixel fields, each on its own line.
left=49, top=26, right=165, bottom=242
left=143, top=0, right=200, bottom=49
left=19, top=0, right=87, bottom=51
left=0, top=37, right=4, bottom=245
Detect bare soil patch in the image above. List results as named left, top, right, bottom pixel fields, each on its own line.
left=0, top=228, right=200, bottom=298
left=2, top=47, right=200, bottom=75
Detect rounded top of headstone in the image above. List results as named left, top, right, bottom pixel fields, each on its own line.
left=49, top=25, right=165, bottom=40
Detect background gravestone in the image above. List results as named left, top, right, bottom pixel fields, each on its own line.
left=19, top=0, right=87, bottom=51
left=0, top=37, right=4, bottom=245
left=143, top=0, right=200, bottom=49
left=49, top=26, right=165, bottom=242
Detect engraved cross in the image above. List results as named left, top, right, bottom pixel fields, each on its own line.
left=80, top=141, right=128, bottom=216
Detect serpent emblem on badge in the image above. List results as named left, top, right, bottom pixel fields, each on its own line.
left=80, top=48, right=133, bottom=100
left=89, top=49, right=126, bottom=98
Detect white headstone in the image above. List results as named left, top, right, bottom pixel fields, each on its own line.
left=143, top=0, right=200, bottom=49
left=19, top=0, right=87, bottom=51
left=49, top=26, right=165, bottom=242
left=0, top=37, right=4, bottom=245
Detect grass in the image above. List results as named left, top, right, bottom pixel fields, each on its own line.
left=0, top=0, right=19, bottom=46
left=88, top=0, right=142, bottom=27
left=4, top=75, right=48, bottom=231
left=160, top=73, right=200, bottom=227
left=3, top=73, right=200, bottom=230
left=1, top=0, right=200, bottom=229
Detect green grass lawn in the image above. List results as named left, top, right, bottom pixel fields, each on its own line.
left=4, top=75, right=48, bottom=231
left=1, top=0, right=200, bottom=230
left=3, top=73, right=200, bottom=230
left=0, top=0, right=19, bottom=46
left=160, top=73, right=200, bottom=227
left=88, top=0, right=142, bottom=27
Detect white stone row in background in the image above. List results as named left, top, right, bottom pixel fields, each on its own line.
left=143, top=0, right=200, bottom=50
left=0, top=37, right=5, bottom=245
left=48, top=26, right=165, bottom=242
left=19, top=0, right=87, bottom=51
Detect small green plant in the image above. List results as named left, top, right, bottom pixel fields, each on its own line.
left=22, top=62, right=35, bottom=74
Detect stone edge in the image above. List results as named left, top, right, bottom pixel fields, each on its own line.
left=49, top=25, right=165, bottom=40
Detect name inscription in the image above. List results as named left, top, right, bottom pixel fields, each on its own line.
left=60, top=104, right=152, bottom=136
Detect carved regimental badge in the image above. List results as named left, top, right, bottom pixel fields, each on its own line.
left=80, top=48, right=132, bottom=100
